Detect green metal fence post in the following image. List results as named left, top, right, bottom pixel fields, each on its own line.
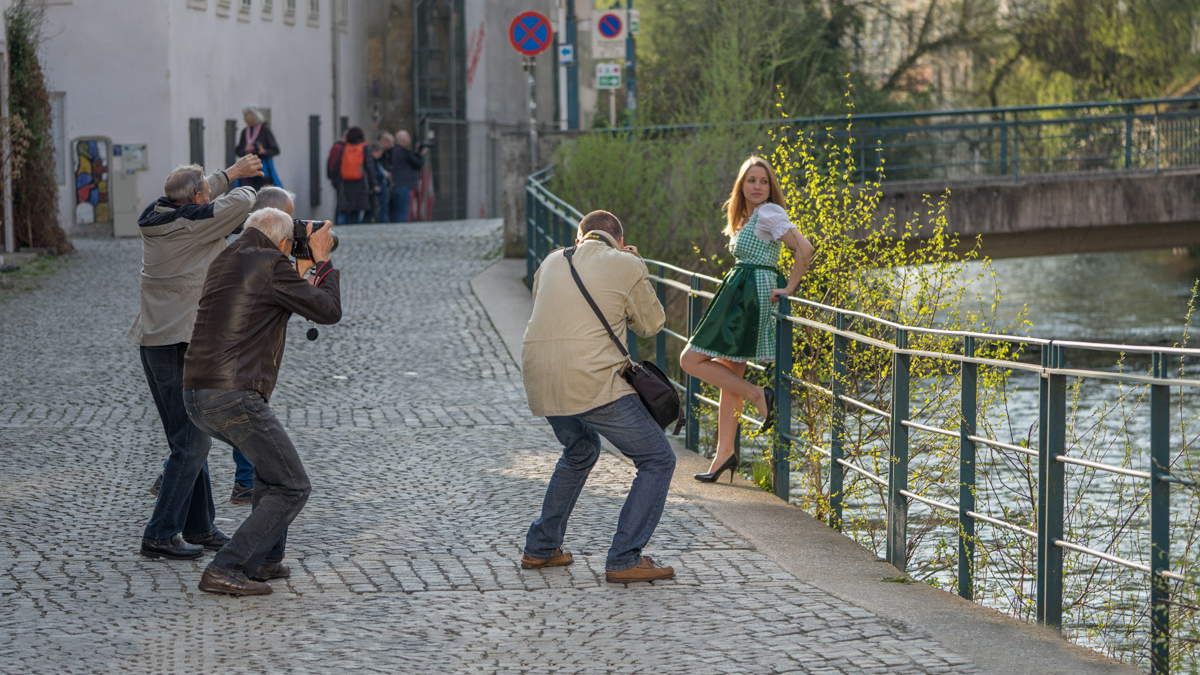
left=958, top=335, right=978, bottom=601
left=773, top=300, right=793, bottom=501
left=1124, top=105, right=1134, bottom=169
left=1041, top=344, right=1066, bottom=629
left=1036, top=343, right=1050, bottom=622
left=830, top=312, right=848, bottom=531
left=654, top=264, right=667, bottom=373
left=1149, top=352, right=1171, bottom=675
left=685, top=276, right=702, bottom=451
left=887, top=329, right=910, bottom=571
left=525, top=185, right=535, bottom=289
left=999, top=113, right=1008, bottom=176
left=1012, top=113, right=1020, bottom=183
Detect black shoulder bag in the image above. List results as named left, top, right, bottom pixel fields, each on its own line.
left=563, top=246, right=684, bottom=432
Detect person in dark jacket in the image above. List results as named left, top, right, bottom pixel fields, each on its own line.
left=388, top=129, right=427, bottom=223
left=183, top=207, right=341, bottom=596
left=235, top=106, right=281, bottom=190
left=334, top=126, right=376, bottom=225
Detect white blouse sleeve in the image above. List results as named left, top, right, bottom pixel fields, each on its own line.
left=753, top=203, right=798, bottom=241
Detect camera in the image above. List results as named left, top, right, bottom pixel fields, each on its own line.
left=292, top=219, right=339, bottom=261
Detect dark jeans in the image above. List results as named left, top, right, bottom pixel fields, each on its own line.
left=161, top=447, right=253, bottom=486
left=389, top=186, right=412, bottom=223
left=335, top=211, right=362, bottom=225
left=184, top=388, right=311, bottom=573
left=140, top=344, right=217, bottom=543
left=525, top=394, right=676, bottom=571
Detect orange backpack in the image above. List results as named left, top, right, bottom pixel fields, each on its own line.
left=340, top=142, right=365, bottom=181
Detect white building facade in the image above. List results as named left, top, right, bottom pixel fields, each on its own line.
left=40, top=0, right=371, bottom=236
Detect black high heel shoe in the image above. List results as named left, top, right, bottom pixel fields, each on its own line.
left=694, top=453, right=738, bottom=483
left=761, top=386, right=777, bottom=433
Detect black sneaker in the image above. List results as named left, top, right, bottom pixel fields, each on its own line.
left=230, top=482, right=253, bottom=505
left=149, top=474, right=162, bottom=498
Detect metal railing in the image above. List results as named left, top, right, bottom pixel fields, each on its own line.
left=593, top=96, right=1200, bottom=184
left=526, top=167, right=1200, bottom=674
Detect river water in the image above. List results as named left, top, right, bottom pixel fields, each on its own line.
left=775, top=247, right=1200, bottom=666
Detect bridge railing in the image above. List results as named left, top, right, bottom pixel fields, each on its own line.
left=594, top=96, right=1200, bottom=184
left=526, top=167, right=1200, bottom=674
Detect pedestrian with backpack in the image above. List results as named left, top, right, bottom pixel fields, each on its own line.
left=335, top=127, right=376, bottom=225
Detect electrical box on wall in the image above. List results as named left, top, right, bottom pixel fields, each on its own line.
left=111, top=143, right=147, bottom=237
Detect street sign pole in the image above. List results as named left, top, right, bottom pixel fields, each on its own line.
left=509, top=11, right=554, bottom=167
left=625, top=1, right=636, bottom=121
left=525, top=56, right=538, bottom=167
left=610, top=89, right=616, bottom=128
left=566, top=0, right=578, bottom=130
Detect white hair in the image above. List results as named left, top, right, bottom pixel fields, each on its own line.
left=244, top=207, right=293, bottom=245
left=243, top=106, right=265, bottom=125
left=252, top=186, right=296, bottom=214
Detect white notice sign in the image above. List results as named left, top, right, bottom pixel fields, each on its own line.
left=593, top=10, right=626, bottom=60
left=597, top=62, right=621, bottom=90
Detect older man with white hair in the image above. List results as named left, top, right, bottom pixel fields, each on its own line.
left=183, top=207, right=341, bottom=596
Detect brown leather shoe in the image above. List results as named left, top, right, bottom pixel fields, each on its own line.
left=520, top=547, right=574, bottom=569
left=249, top=561, right=291, bottom=581
left=198, top=565, right=272, bottom=596
left=605, top=556, right=675, bottom=584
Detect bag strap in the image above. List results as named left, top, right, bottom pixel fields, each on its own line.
left=563, top=247, right=632, bottom=362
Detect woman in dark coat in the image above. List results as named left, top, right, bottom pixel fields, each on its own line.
left=334, top=126, right=376, bottom=225
left=235, top=106, right=281, bottom=190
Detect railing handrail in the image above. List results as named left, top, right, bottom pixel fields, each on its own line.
left=588, top=95, right=1200, bottom=136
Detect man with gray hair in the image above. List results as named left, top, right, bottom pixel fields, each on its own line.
left=183, top=207, right=340, bottom=596
left=131, top=154, right=263, bottom=561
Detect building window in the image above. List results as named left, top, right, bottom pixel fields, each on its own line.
left=187, top=0, right=207, bottom=10
left=216, top=0, right=232, bottom=18
left=306, top=0, right=319, bottom=27
left=238, top=0, right=251, bottom=22
left=283, top=0, right=296, bottom=24
left=262, top=0, right=273, bottom=18
left=335, top=0, right=347, bottom=31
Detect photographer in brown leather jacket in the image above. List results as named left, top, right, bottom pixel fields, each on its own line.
left=182, top=206, right=340, bottom=596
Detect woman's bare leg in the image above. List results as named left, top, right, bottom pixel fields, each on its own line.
left=680, top=348, right=767, bottom=414
left=711, top=359, right=747, bottom=471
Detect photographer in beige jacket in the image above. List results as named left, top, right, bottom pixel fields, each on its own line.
left=520, top=210, right=677, bottom=584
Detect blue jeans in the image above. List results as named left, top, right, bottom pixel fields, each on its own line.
left=389, top=186, right=412, bottom=223
left=184, top=389, right=310, bottom=573
left=376, top=181, right=391, bottom=222
left=161, top=447, right=253, bottom=486
left=335, top=211, right=361, bottom=225
left=525, top=394, right=676, bottom=571
left=140, top=344, right=217, bottom=543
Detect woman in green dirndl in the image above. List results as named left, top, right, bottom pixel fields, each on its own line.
left=680, top=156, right=814, bottom=483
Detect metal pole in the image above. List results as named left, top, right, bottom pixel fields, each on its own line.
left=887, top=329, right=910, bottom=571
left=525, top=183, right=535, bottom=289
left=526, top=57, right=538, bottom=169
left=331, top=1, right=340, bottom=144
left=774, top=300, right=793, bottom=501
left=655, top=264, right=666, bottom=372
left=566, top=0, right=578, bottom=130
left=830, top=312, right=848, bottom=531
left=685, top=276, right=702, bottom=451
left=1040, top=344, right=1066, bottom=629
left=958, top=335, right=978, bottom=601
left=609, top=90, right=616, bottom=128
left=1149, top=352, right=1171, bottom=675
left=624, top=0, right=636, bottom=121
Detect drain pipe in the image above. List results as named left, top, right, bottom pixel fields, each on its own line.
left=331, top=3, right=340, bottom=142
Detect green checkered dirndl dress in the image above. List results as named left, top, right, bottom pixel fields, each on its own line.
left=686, top=213, right=787, bottom=363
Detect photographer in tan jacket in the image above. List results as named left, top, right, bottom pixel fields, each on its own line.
left=520, top=210, right=677, bottom=584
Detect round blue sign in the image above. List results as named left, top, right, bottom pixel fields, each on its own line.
left=598, top=13, right=622, bottom=38
left=510, top=11, right=553, bottom=57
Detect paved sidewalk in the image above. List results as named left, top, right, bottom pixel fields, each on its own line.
left=0, top=220, right=1137, bottom=674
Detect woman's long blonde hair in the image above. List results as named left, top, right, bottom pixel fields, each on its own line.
left=721, top=156, right=787, bottom=237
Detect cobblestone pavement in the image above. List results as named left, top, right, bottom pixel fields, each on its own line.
left=0, top=220, right=982, bottom=674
